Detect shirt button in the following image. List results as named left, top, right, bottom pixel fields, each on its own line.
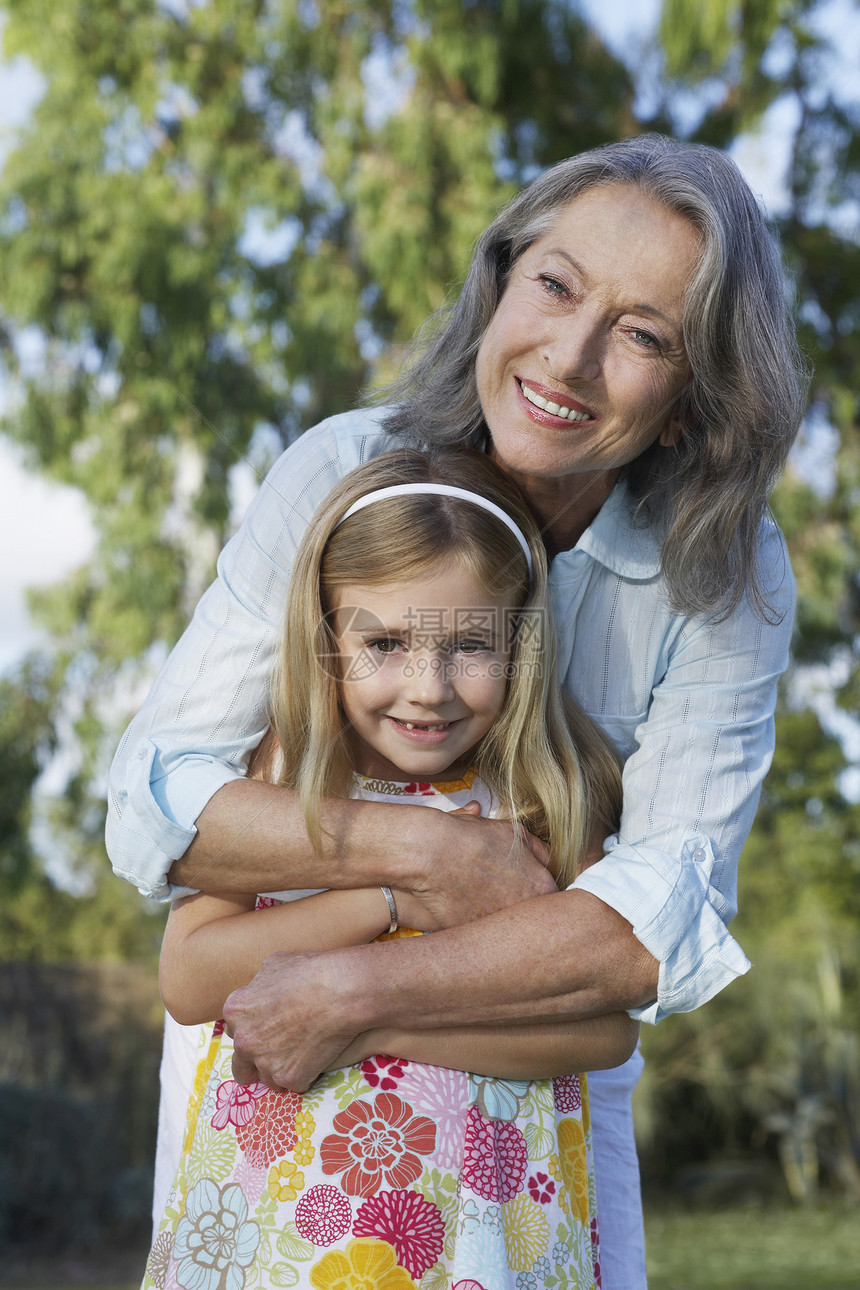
left=693, top=847, right=706, bottom=861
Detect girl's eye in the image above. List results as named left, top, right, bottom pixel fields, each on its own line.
left=455, top=640, right=490, bottom=655
left=368, top=638, right=403, bottom=655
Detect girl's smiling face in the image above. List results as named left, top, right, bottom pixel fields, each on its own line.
left=332, top=560, right=515, bottom=782
left=476, top=182, right=699, bottom=489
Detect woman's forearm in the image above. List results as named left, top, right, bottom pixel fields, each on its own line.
left=160, top=887, right=396, bottom=1026
left=224, top=889, right=659, bottom=1091
left=329, top=1012, right=640, bottom=1081
left=168, top=779, right=556, bottom=926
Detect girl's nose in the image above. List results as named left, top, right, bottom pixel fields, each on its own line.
left=407, top=652, right=455, bottom=705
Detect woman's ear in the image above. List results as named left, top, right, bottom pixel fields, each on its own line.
left=659, top=412, right=685, bottom=448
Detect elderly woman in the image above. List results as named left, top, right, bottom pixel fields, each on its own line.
left=108, top=134, right=806, bottom=1287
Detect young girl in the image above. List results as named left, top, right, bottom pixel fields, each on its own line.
left=143, top=448, right=634, bottom=1290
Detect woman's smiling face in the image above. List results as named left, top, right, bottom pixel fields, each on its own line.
left=476, top=182, right=700, bottom=489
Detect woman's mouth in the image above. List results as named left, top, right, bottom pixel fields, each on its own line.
left=517, top=379, right=593, bottom=422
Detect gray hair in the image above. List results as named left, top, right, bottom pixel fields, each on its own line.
left=380, top=133, right=810, bottom=620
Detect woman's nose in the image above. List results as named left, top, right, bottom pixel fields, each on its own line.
left=543, top=312, right=601, bottom=384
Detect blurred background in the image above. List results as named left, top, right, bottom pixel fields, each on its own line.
left=0, top=1, right=858, bottom=1287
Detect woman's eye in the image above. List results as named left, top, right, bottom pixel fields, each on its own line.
left=538, top=273, right=568, bottom=296
left=455, top=640, right=489, bottom=655
left=631, top=328, right=661, bottom=349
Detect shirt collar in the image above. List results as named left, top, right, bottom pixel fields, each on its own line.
left=553, top=480, right=663, bottom=581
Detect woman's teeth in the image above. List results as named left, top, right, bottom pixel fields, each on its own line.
left=519, top=381, right=590, bottom=421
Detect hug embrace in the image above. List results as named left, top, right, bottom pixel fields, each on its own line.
left=108, top=133, right=807, bottom=1290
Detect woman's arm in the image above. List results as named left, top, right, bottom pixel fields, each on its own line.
left=330, top=1013, right=640, bottom=1080
left=161, top=886, right=637, bottom=1080
left=167, top=779, right=556, bottom=924
left=159, top=886, right=397, bottom=1025
left=224, top=891, right=658, bottom=1091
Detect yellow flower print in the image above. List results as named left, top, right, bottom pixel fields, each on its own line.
left=183, top=1032, right=222, bottom=1152
left=580, top=1074, right=590, bottom=1134
left=295, top=1109, right=316, bottom=1136
left=547, top=1153, right=561, bottom=1182
left=267, top=1159, right=305, bottom=1202
left=294, top=1138, right=316, bottom=1166
left=293, top=1108, right=316, bottom=1166
left=557, top=1119, right=590, bottom=1224
left=501, top=1193, right=550, bottom=1271
left=310, top=1237, right=415, bottom=1290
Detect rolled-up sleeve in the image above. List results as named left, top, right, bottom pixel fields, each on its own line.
left=106, top=410, right=389, bottom=899
left=570, top=521, right=795, bottom=1022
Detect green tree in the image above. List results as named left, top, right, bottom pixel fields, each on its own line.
left=0, top=0, right=634, bottom=945
left=0, top=657, right=165, bottom=961
left=634, top=0, right=860, bottom=1202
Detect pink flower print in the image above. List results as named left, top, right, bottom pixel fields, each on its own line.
left=295, top=1184, right=352, bottom=1246
left=211, top=1079, right=269, bottom=1130
left=462, top=1104, right=527, bottom=1202
left=255, top=895, right=282, bottom=909
left=404, top=782, right=434, bottom=795
left=527, top=1171, right=556, bottom=1204
left=552, top=1074, right=582, bottom=1113
left=397, top=1063, right=468, bottom=1170
left=235, top=1089, right=302, bottom=1166
left=452, top=1283, right=488, bottom=1290
left=361, top=1054, right=410, bottom=1091
left=233, top=1153, right=269, bottom=1209
left=354, top=1188, right=444, bottom=1278
left=320, top=1092, right=436, bottom=1197
left=591, top=1214, right=602, bottom=1286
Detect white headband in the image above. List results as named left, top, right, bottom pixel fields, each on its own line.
left=338, top=483, right=534, bottom=581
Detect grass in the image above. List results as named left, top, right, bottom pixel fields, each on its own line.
left=1, top=1204, right=858, bottom=1289
left=644, top=1202, right=860, bottom=1289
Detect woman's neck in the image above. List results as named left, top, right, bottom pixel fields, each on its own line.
left=506, top=468, right=619, bottom=559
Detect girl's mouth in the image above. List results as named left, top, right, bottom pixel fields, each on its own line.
left=386, top=716, right=459, bottom=742
left=389, top=717, right=453, bottom=732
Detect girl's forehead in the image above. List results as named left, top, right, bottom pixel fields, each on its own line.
left=332, top=558, right=519, bottom=619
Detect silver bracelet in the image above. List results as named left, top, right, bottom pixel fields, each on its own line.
left=380, top=885, right=398, bottom=934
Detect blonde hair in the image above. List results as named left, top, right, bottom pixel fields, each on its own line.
left=267, top=448, right=621, bottom=887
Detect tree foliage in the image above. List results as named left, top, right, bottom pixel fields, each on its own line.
left=635, top=0, right=860, bottom=1202
left=0, top=0, right=858, bottom=1202
left=0, top=0, right=635, bottom=965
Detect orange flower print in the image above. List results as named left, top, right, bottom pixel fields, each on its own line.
left=310, top=1237, right=415, bottom=1290
left=235, top=1089, right=302, bottom=1167
left=320, top=1092, right=436, bottom=1197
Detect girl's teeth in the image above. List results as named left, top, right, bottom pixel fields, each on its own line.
left=520, top=382, right=590, bottom=421
left=403, top=722, right=447, bottom=731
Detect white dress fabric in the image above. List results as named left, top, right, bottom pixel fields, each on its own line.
left=145, top=775, right=609, bottom=1290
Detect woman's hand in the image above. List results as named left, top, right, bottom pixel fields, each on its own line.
left=392, top=801, right=555, bottom=931
left=225, top=949, right=368, bottom=1091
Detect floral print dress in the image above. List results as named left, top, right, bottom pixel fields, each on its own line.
left=143, top=774, right=601, bottom=1290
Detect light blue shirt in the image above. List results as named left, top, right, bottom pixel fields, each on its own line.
left=106, top=407, right=795, bottom=1024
